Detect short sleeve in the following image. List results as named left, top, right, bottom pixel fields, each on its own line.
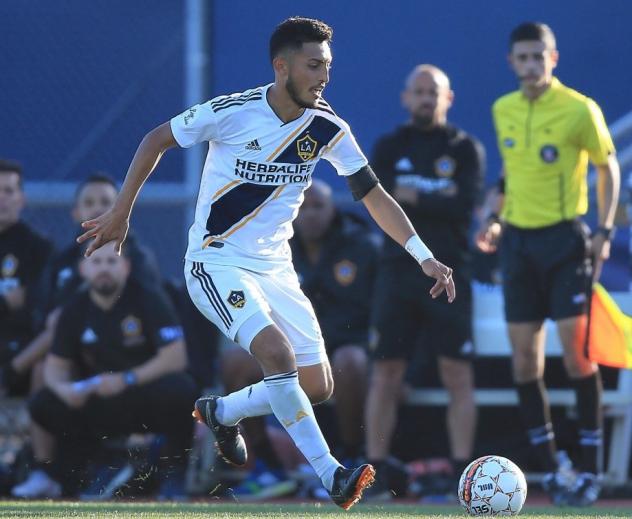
left=51, top=304, right=80, bottom=360
left=579, top=99, right=615, bottom=166
left=170, top=101, right=221, bottom=148
left=322, top=122, right=368, bottom=177
left=143, top=288, right=185, bottom=349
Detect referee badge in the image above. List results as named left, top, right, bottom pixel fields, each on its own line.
left=333, top=260, right=357, bottom=286
left=1, top=254, right=18, bottom=278
left=296, top=134, right=318, bottom=161
left=434, top=156, right=456, bottom=178
left=540, top=144, right=559, bottom=163
left=228, top=290, right=246, bottom=309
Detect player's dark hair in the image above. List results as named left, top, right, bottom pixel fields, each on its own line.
left=510, top=22, right=556, bottom=50
left=269, top=17, right=333, bottom=62
left=75, top=173, right=119, bottom=201
left=0, top=159, right=23, bottom=189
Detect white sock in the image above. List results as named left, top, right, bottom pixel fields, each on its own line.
left=264, top=370, right=341, bottom=491
left=216, top=381, right=272, bottom=426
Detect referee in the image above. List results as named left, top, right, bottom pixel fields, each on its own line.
left=477, top=22, right=620, bottom=506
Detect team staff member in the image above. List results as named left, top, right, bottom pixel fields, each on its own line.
left=365, top=65, right=484, bottom=498
left=477, top=22, right=620, bottom=506
left=0, top=159, right=53, bottom=395
left=26, top=242, right=197, bottom=498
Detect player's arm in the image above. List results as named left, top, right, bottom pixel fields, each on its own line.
left=77, top=122, right=178, bottom=256
left=43, top=354, right=90, bottom=408
left=592, top=154, right=621, bottom=280
left=475, top=171, right=505, bottom=254
left=357, top=176, right=455, bottom=302
left=124, top=339, right=187, bottom=387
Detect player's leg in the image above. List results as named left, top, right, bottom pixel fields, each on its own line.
left=438, top=356, right=476, bottom=475
left=551, top=220, right=601, bottom=506
left=500, top=225, right=568, bottom=503
left=365, top=262, right=419, bottom=498
left=429, top=272, right=476, bottom=481
left=331, top=344, right=368, bottom=461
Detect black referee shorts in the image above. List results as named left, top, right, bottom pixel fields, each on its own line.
left=369, top=259, right=473, bottom=362
left=499, top=219, right=592, bottom=323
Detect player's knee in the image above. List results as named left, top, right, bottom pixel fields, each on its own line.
left=512, top=351, right=540, bottom=383
left=332, top=346, right=368, bottom=378
left=562, top=351, right=596, bottom=378
left=250, top=327, right=296, bottom=373
left=439, top=358, right=474, bottom=396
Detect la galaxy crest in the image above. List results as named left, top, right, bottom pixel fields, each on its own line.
left=434, top=155, right=456, bottom=177
left=228, top=290, right=246, bottom=309
left=296, top=134, right=318, bottom=161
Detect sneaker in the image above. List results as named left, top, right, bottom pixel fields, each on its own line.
left=232, top=460, right=297, bottom=501
left=11, top=470, right=62, bottom=499
left=328, top=464, right=375, bottom=510
left=568, top=472, right=601, bottom=507
left=79, top=463, right=135, bottom=501
left=542, top=471, right=572, bottom=506
left=193, top=396, right=247, bottom=467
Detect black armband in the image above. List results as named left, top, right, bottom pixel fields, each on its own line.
left=497, top=177, right=505, bottom=194
left=346, top=165, right=380, bottom=201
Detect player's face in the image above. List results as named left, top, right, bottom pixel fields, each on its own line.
left=285, top=41, right=332, bottom=108
left=73, top=182, right=118, bottom=223
left=509, top=40, right=558, bottom=89
left=295, top=186, right=335, bottom=241
left=80, top=242, right=130, bottom=297
left=0, top=172, right=25, bottom=227
left=402, top=71, right=453, bottom=127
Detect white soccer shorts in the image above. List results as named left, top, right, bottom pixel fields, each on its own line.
left=184, top=260, right=327, bottom=366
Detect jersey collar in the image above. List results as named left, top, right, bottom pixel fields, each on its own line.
left=522, top=76, right=562, bottom=104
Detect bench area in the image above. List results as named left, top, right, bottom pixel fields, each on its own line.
left=406, top=286, right=632, bottom=485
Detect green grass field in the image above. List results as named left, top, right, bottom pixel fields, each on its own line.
left=0, top=502, right=630, bottom=519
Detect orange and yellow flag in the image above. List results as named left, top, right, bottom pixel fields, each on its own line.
left=587, top=283, right=632, bottom=369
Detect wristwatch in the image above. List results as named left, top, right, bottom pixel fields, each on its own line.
left=595, top=226, right=615, bottom=241
left=123, top=370, right=138, bottom=386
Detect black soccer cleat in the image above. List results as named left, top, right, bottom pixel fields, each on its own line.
left=192, top=396, right=247, bottom=467
left=542, top=471, right=571, bottom=507
left=568, top=473, right=601, bottom=507
left=328, top=464, right=376, bottom=510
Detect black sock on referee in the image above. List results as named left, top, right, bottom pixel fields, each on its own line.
left=572, top=371, right=603, bottom=474
left=516, top=379, right=559, bottom=473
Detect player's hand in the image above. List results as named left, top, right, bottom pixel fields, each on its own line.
left=95, top=373, right=126, bottom=398
left=475, top=221, right=502, bottom=254
left=591, top=233, right=611, bottom=282
left=76, top=207, right=130, bottom=257
left=421, top=258, right=455, bottom=302
left=55, top=382, right=92, bottom=409
left=3, top=286, right=25, bottom=311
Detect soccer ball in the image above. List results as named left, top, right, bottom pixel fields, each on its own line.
left=458, top=455, right=527, bottom=516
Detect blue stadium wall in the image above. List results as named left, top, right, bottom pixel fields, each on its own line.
left=1, top=0, right=631, bottom=279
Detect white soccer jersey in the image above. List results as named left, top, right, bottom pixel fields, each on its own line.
left=170, top=83, right=368, bottom=272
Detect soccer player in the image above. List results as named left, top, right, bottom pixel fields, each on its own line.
left=477, top=22, right=620, bottom=506
left=364, top=65, right=484, bottom=499
left=77, top=17, right=455, bottom=509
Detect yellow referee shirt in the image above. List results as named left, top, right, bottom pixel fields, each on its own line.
left=492, top=77, right=615, bottom=228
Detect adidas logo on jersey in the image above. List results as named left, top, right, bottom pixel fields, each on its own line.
left=81, top=328, right=98, bottom=344
left=245, top=139, right=262, bottom=151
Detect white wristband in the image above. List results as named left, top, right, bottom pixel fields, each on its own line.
left=404, top=235, right=434, bottom=265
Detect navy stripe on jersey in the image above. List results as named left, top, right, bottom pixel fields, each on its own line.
left=205, top=182, right=278, bottom=237
left=273, top=115, right=342, bottom=164
left=211, top=91, right=262, bottom=113
left=191, top=262, right=232, bottom=329
left=314, top=99, right=336, bottom=117
left=210, top=89, right=260, bottom=110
